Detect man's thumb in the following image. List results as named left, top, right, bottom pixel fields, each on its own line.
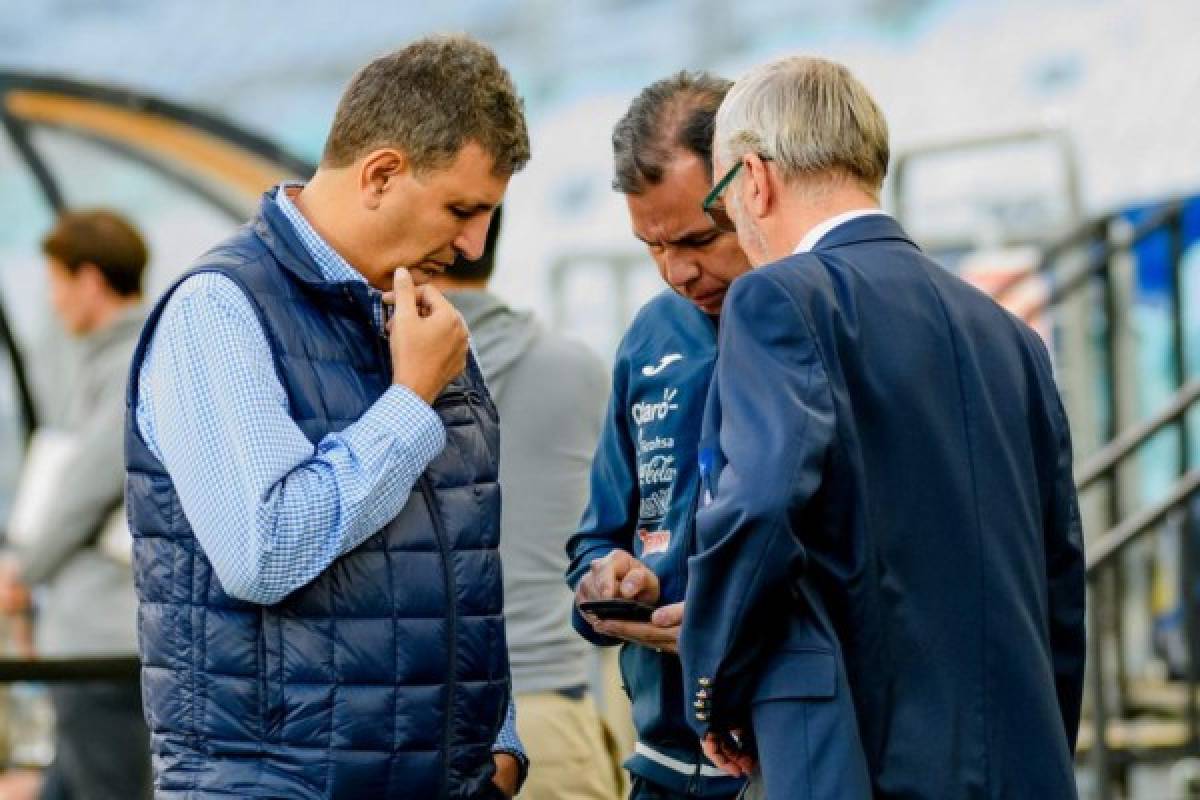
left=652, top=602, right=684, bottom=627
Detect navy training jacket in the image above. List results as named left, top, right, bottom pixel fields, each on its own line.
left=567, top=290, right=742, bottom=797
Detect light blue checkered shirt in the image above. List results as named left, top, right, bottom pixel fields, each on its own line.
left=135, top=185, right=522, bottom=759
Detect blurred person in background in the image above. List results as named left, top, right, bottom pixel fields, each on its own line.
left=681, top=55, right=1084, bottom=798
left=0, top=210, right=152, bottom=800
left=567, top=72, right=750, bottom=800
left=126, top=36, right=531, bottom=799
left=434, top=209, right=621, bottom=800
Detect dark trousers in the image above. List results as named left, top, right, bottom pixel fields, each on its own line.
left=39, top=682, right=151, bottom=800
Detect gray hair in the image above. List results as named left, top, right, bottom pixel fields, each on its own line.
left=322, top=34, right=530, bottom=176
left=715, top=57, right=889, bottom=194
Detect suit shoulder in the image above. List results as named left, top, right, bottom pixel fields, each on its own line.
left=726, top=258, right=824, bottom=318
left=747, top=254, right=830, bottom=297
left=931, top=264, right=1049, bottom=351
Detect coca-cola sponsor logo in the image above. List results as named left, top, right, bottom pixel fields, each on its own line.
left=639, top=487, right=671, bottom=520
left=638, top=454, right=677, bottom=486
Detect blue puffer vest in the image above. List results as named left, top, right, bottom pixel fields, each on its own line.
left=125, top=194, right=508, bottom=799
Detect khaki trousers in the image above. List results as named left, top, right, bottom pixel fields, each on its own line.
left=515, top=690, right=623, bottom=800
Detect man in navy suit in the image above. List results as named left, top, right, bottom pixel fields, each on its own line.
left=679, top=56, right=1086, bottom=799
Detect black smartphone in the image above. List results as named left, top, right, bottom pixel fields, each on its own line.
left=578, top=599, right=656, bottom=622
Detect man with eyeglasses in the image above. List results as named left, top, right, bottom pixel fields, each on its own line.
left=566, top=72, right=749, bottom=800
left=680, top=56, right=1084, bottom=799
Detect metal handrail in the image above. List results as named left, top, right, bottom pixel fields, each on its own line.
left=1051, top=195, right=1195, bottom=799
left=0, top=655, right=139, bottom=683
left=990, top=214, right=1109, bottom=306
left=1086, top=470, right=1200, bottom=577
left=1076, top=380, right=1200, bottom=492
left=994, top=198, right=1186, bottom=314
left=890, top=127, right=1084, bottom=248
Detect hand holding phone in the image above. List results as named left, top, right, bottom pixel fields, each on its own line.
left=578, top=598, right=656, bottom=622
left=575, top=550, right=662, bottom=606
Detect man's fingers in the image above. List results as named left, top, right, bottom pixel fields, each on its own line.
left=595, top=620, right=653, bottom=640
left=702, top=735, right=726, bottom=767
left=412, top=286, right=433, bottom=318
left=725, top=728, right=757, bottom=775
left=588, top=553, right=621, bottom=597
left=422, top=290, right=467, bottom=341
left=592, top=550, right=631, bottom=574
left=703, top=735, right=744, bottom=777
left=619, top=566, right=659, bottom=602
left=618, top=567, right=647, bottom=599
left=419, top=282, right=452, bottom=313
left=577, top=572, right=610, bottom=602
left=592, top=619, right=677, bottom=653
left=587, top=567, right=615, bottom=598
left=703, top=731, right=757, bottom=778
left=391, top=268, right=417, bottom=321
left=651, top=601, right=684, bottom=627
left=584, top=551, right=642, bottom=599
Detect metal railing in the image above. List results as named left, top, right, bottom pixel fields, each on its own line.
left=1020, top=197, right=1197, bottom=798
left=1078, top=375, right=1200, bottom=798
left=0, top=655, right=139, bottom=683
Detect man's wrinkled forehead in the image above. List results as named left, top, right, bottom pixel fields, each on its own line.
left=627, top=154, right=718, bottom=240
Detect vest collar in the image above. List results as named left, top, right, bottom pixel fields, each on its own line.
left=252, top=187, right=376, bottom=320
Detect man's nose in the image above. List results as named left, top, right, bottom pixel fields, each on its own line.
left=664, top=252, right=699, bottom=288
left=453, top=213, right=492, bottom=262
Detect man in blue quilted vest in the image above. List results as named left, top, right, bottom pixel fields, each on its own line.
left=126, top=35, right=530, bottom=799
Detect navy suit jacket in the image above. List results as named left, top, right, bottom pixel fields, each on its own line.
left=680, top=215, right=1085, bottom=799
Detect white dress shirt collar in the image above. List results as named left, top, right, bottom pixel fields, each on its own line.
left=792, top=208, right=889, bottom=255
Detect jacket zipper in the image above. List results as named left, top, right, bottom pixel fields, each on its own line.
left=688, top=759, right=702, bottom=795
left=425, top=389, right=477, bottom=800
left=461, top=390, right=498, bottom=466
left=421, top=475, right=458, bottom=800
left=375, top=308, right=463, bottom=798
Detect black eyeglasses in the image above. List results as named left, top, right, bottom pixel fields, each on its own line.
left=701, top=156, right=772, bottom=233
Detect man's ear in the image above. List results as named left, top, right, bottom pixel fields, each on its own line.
left=742, top=153, right=773, bottom=220
left=77, top=261, right=109, bottom=297
left=360, top=148, right=408, bottom=210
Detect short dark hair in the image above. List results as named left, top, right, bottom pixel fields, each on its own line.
left=612, top=70, right=732, bottom=194
left=445, top=206, right=503, bottom=283
left=42, top=209, right=147, bottom=297
left=322, top=35, right=530, bottom=177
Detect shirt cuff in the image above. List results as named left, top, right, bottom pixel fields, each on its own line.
left=492, top=699, right=524, bottom=755
left=492, top=700, right=528, bottom=790
left=370, top=384, right=447, bottom=466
